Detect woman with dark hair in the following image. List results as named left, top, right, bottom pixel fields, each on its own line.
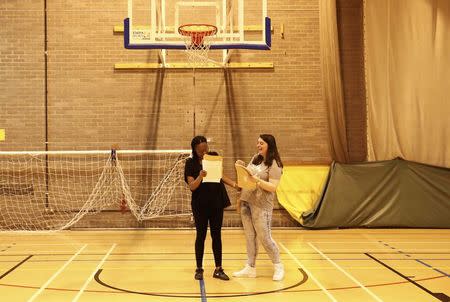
left=233, top=134, right=285, bottom=281
left=184, top=135, right=239, bottom=281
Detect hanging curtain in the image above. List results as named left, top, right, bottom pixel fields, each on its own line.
left=320, top=0, right=350, bottom=163
left=365, top=0, right=450, bottom=167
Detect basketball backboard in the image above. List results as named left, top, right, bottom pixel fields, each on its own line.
left=124, top=0, right=271, bottom=50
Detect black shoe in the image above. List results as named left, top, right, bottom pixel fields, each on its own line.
left=195, top=268, right=204, bottom=280
left=213, top=268, right=230, bottom=281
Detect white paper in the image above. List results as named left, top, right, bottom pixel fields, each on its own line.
left=202, top=154, right=223, bottom=183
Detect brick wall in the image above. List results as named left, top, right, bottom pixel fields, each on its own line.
left=336, top=0, right=366, bottom=162
left=0, top=0, right=45, bottom=151
left=0, top=0, right=365, bottom=229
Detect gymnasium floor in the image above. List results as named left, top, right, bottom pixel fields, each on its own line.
left=0, top=229, right=449, bottom=302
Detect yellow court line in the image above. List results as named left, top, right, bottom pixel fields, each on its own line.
left=296, top=248, right=450, bottom=251
left=2, top=243, right=86, bottom=246
left=307, top=241, right=450, bottom=244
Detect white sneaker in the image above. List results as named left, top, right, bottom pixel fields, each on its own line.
left=232, top=264, right=257, bottom=278
left=273, top=263, right=284, bottom=281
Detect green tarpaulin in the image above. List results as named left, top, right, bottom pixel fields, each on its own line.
left=302, top=158, right=450, bottom=228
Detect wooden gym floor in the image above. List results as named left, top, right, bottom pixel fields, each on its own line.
left=0, top=229, right=449, bottom=302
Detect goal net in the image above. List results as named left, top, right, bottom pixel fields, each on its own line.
left=0, top=150, right=191, bottom=231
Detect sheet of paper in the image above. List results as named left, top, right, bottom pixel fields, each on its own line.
left=202, top=154, right=223, bottom=183
left=235, top=163, right=256, bottom=190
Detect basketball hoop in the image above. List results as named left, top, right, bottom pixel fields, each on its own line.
left=178, top=24, right=217, bottom=66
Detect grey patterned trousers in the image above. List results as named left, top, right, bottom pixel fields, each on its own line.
left=240, top=201, right=281, bottom=266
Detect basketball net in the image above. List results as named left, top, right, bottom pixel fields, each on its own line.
left=179, top=24, right=217, bottom=67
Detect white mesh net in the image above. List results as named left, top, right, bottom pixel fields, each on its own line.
left=0, top=150, right=191, bottom=231
left=183, top=35, right=214, bottom=67
left=179, top=23, right=217, bottom=67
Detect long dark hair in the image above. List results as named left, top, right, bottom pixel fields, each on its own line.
left=252, top=134, right=283, bottom=168
left=190, top=135, right=207, bottom=161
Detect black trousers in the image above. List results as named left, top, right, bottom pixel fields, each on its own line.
left=192, top=203, right=224, bottom=268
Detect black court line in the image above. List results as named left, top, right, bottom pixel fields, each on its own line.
left=94, top=268, right=308, bottom=298
left=415, top=259, right=450, bottom=277
left=1, top=275, right=445, bottom=295
left=2, top=257, right=448, bottom=264
left=0, top=255, right=33, bottom=280
left=381, top=241, right=450, bottom=280
left=57, top=232, right=450, bottom=235
left=1, top=251, right=449, bottom=257
left=0, top=243, right=15, bottom=253
left=11, top=257, right=449, bottom=263
left=365, top=253, right=449, bottom=302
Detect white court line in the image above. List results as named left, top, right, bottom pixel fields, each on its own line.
left=279, top=242, right=337, bottom=302
left=72, top=243, right=116, bottom=302
left=308, top=242, right=384, bottom=302
left=27, top=244, right=87, bottom=302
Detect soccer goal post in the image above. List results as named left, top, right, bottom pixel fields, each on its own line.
left=0, top=149, right=191, bottom=231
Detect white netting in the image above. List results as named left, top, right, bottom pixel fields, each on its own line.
left=183, top=35, right=214, bottom=67
left=0, top=150, right=191, bottom=231
left=179, top=24, right=217, bottom=67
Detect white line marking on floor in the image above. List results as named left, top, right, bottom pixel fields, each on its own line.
left=27, top=244, right=87, bottom=302
left=279, top=242, right=338, bottom=302
left=72, top=243, right=116, bottom=302
left=308, top=242, right=384, bottom=302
